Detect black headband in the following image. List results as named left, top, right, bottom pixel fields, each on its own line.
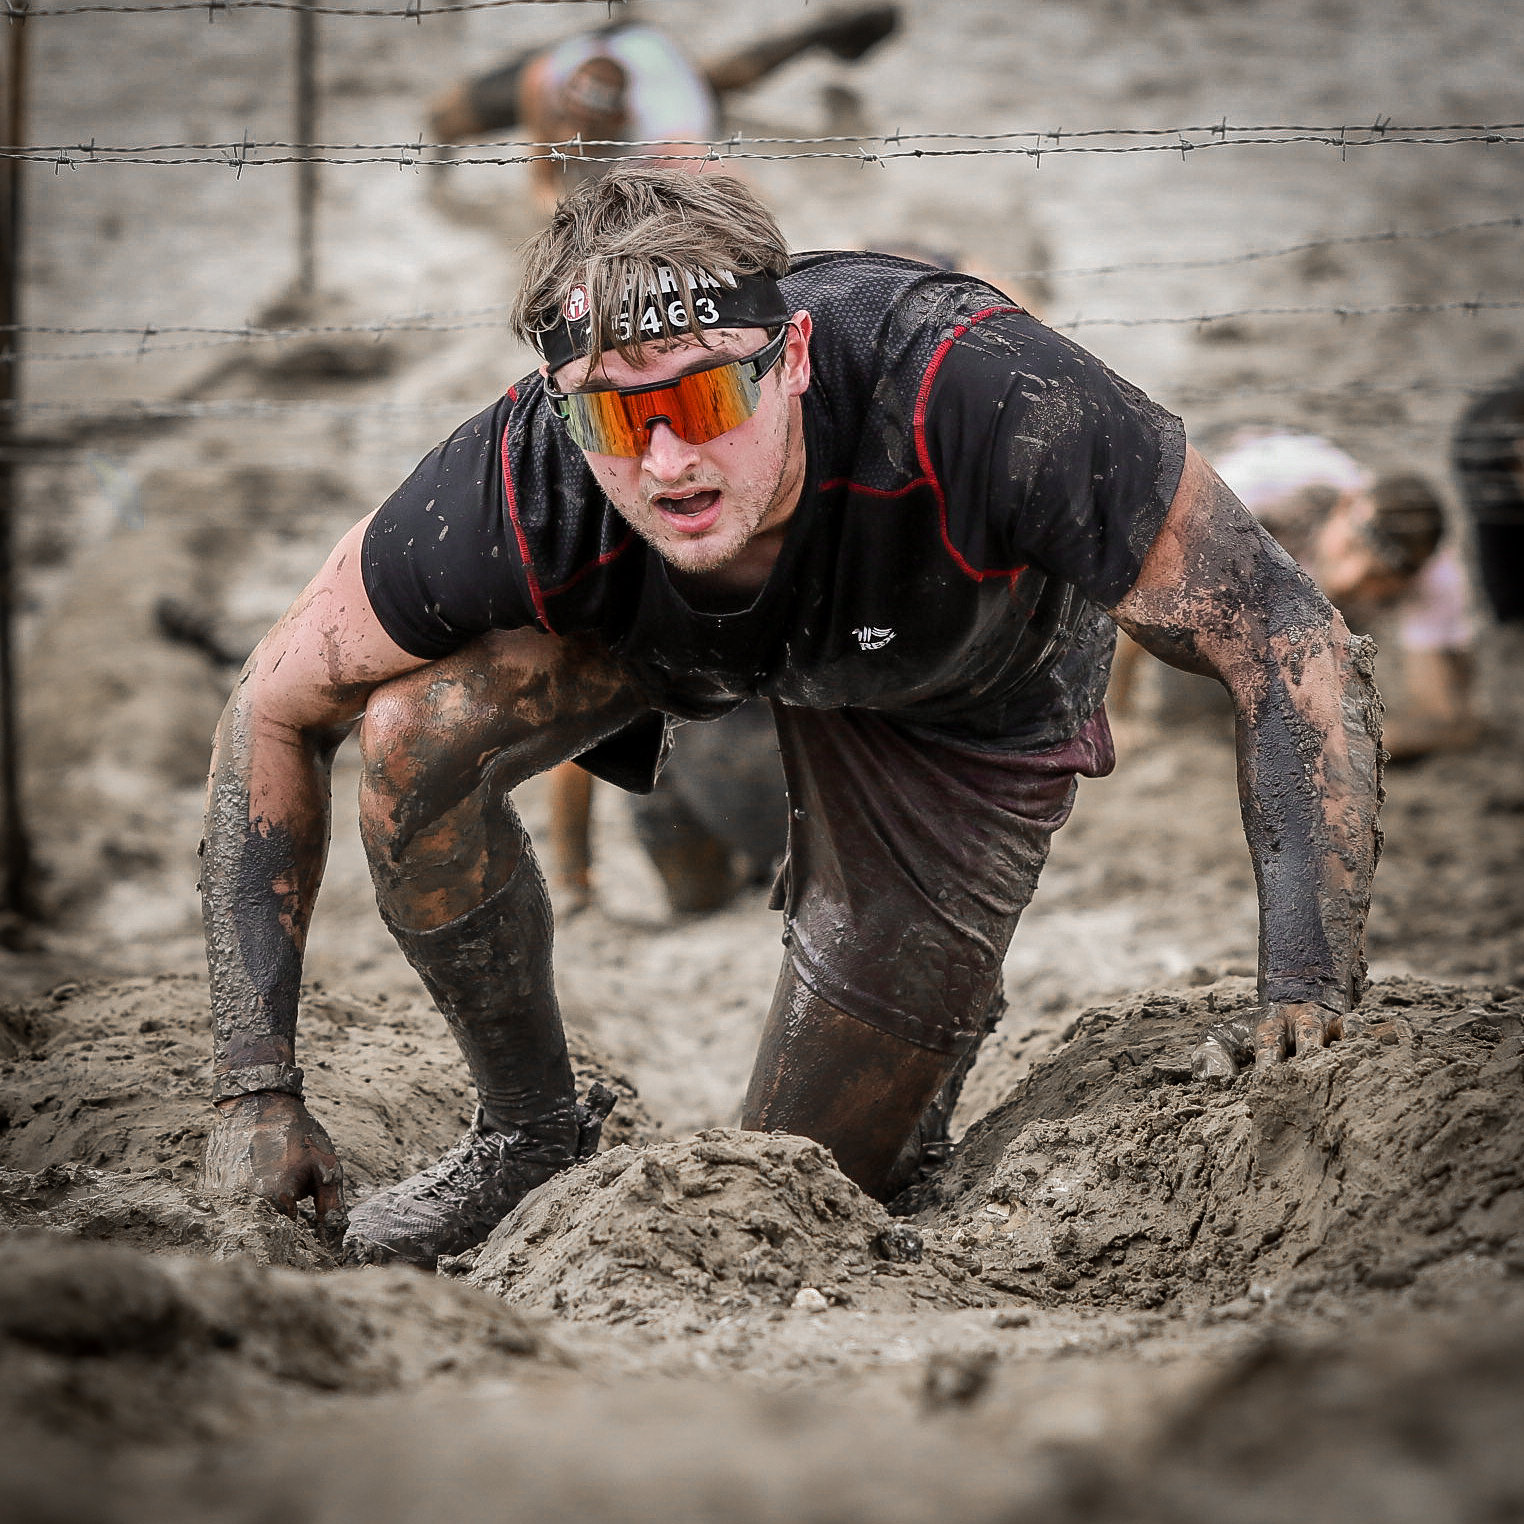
left=534, top=265, right=792, bottom=374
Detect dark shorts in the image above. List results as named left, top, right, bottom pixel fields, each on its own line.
left=768, top=704, right=1115, bottom=1055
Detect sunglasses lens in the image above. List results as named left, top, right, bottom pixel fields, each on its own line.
left=555, top=354, right=764, bottom=457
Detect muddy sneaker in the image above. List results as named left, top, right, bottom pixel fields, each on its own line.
left=343, top=1084, right=615, bottom=1270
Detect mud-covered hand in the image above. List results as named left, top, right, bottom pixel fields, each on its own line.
left=1191, top=1003, right=1357, bottom=1080
left=1253, top=1001, right=1354, bottom=1066
left=202, top=1091, right=345, bottom=1223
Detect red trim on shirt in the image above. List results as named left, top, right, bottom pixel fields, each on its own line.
left=544, top=530, right=637, bottom=597
left=912, top=306, right=1029, bottom=584
left=500, top=386, right=555, bottom=634
left=818, top=476, right=932, bottom=499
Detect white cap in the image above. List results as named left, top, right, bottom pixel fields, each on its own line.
left=1214, top=428, right=1369, bottom=519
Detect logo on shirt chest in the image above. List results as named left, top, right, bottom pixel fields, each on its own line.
left=853, top=626, right=896, bottom=652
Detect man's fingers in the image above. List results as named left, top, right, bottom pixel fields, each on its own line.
left=314, top=1164, right=346, bottom=1224
left=1254, top=1011, right=1290, bottom=1067
left=1295, top=1007, right=1347, bottom=1055
left=1292, top=1008, right=1329, bottom=1056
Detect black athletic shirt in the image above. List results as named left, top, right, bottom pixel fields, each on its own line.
left=362, top=251, right=1186, bottom=771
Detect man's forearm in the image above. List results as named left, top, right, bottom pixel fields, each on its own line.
left=202, top=687, right=343, bottom=1095
left=1232, top=620, right=1384, bottom=1013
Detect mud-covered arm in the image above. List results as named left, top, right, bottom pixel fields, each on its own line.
left=1110, top=447, right=1384, bottom=1063
left=203, top=512, right=428, bottom=1086
left=200, top=515, right=430, bottom=1219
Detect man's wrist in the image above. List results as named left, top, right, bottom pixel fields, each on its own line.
left=1264, top=985, right=1349, bottom=1016
left=211, top=1063, right=305, bottom=1104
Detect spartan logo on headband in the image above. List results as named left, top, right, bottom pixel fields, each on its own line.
left=535, top=264, right=792, bottom=373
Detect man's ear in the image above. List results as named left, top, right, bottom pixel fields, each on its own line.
left=783, top=310, right=813, bottom=396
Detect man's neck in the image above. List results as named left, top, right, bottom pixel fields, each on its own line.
left=669, top=521, right=791, bottom=611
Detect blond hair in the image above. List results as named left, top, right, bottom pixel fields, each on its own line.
left=512, top=168, right=790, bottom=376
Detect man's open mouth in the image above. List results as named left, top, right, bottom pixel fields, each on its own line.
left=655, top=489, right=720, bottom=518
left=653, top=489, right=723, bottom=534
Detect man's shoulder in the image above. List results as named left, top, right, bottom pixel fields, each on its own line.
left=784, top=249, right=1012, bottom=331
left=395, top=382, right=611, bottom=563
left=789, top=251, right=1024, bottom=411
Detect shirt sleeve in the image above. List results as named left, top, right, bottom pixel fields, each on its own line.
left=923, top=311, right=1186, bottom=606
left=360, top=398, right=541, bottom=660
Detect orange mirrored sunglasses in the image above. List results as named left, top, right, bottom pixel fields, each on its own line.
left=545, top=327, right=788, bottom=457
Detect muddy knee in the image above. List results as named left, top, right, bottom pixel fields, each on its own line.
left=358, top=630, right=649, bottom=864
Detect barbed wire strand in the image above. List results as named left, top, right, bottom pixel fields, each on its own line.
left=1016, top=213, right=1524, bottom=281
left=10, top=131, right=1524, bottom=171
left=1063, top=298, right=1524, bottom=331
left=9, top=296, right=1522, bottom=365
left=10, top=0, right=607, bottom=18
left=6, top=214, right=1520, bottom=352
left=16, top=123, right=1524, bottom=155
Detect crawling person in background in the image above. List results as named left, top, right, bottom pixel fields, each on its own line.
left=1215, top=428, right=1476, bottom=760
left=1110, top=427, right=1476, bottom=760
left=1311, top=468, right=1478, bottom=759
left=199, top=169, right=1382, bottom=1270
left=426, top=5, right=899, bottom=216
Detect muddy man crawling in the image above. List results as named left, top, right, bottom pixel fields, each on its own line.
left=199, top=169, right=1383, bottom=1268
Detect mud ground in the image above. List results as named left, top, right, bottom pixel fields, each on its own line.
left=4, top=0, right=1523, bottom=1518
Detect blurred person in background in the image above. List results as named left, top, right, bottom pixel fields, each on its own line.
left=427, top=5, right=900, bottom=215
left=1311, top=467, right=1477, bottom=759
left=1110, top=426, right=1477, bottom=760
left=1452, top=368, right=1524, bottom=625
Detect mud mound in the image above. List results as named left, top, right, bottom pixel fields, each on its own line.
left=0, top=975, right=660, bottom=1208
left=921, top=976, right=1524, bottom=1309
left=0, top=1231, right=553, bottom=1452
left=461, top=1129, right=993, bottom=1325
left=0, top=1162, right=336, bottom=1268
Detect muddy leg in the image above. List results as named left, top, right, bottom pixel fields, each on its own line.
left=547, top=760, right=596, bottom=911
left=745, top=704, right=1109, bottom=1200
left=740, top=968, right=969, bottom=1200
left=344, top=629, right=651, bottom=1267
left=628, top=785, right=738, bottom=914
left=883, top=986, right=1008, bottom=1199
left=702, top=5, right=900, bottom=94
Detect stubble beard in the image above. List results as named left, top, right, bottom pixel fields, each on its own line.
left=631, top=408, right=800, bottom=577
